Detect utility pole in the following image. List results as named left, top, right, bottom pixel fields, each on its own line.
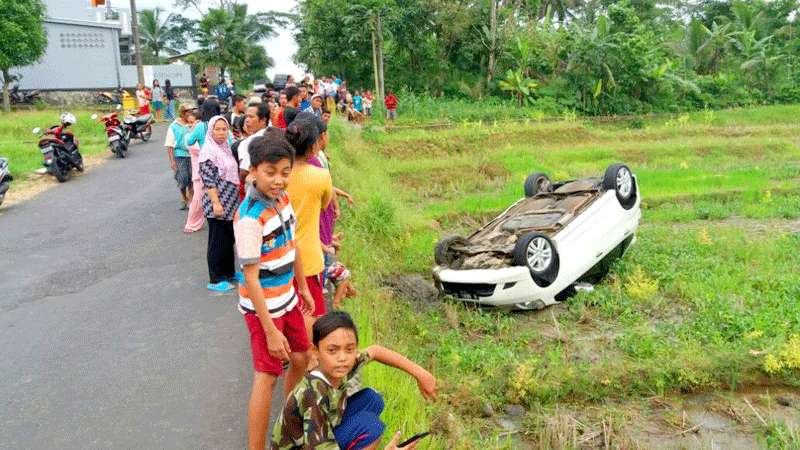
left=129, top=0, right=145, bottom=86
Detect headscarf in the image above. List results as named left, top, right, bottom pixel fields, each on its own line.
left=199, top=115, right=240, bottom=186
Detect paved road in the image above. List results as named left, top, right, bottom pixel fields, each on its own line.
left=0, top=127, right=280, bottom=449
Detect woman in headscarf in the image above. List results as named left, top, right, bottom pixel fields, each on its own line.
left=199, top=115, right=241, bottom=292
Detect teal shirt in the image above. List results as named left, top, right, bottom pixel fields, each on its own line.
left=185, top=121, right=207, bottom=149
left=169, top=121, right=190, bottom=158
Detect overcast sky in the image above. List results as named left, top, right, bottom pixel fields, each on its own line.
left=134, top=0, right=303, bottom=79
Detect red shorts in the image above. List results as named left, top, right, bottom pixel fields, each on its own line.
left=244, top=305, right=309, bottom=376
left=294, top=274, right=326, bottom=317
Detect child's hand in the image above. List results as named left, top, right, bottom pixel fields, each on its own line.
left=333, top=201, right=341, bottom=221
left=342, top=193, right=355, bottom=206
left=384, top=431, right=419, bottom=450
left=265, top=329, right=291, bottom=361
left=415, top=369, right=438, bottom=401
left=299, top=287, right=316, bottom=316
left=322, top=244, right=336, bottom=255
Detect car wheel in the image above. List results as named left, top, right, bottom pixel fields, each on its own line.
left=524, top=172, right=552, bottom=198
left=513, top=232, right=559, bottom=287
left=603, top=163, right=636, bottom=209
left=434, top=236, right=463, bottom=266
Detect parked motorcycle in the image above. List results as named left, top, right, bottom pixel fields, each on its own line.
left=0, top=157, right=12, bottom=206
left=10, top=85, right=41, bottom=104
left=122, top=110, right=154, bottom=142
left=91, top=105, right=129, bottom=158
left=33, top=112, right=84, bottom=183
left=97, top=88, right=130, bottom=105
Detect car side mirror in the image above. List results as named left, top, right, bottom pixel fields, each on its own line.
left=91, top=114, right=98, bottom=120
left=32, top=127, right=41, bottom=134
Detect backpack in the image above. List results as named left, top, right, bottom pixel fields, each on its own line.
left=216, top=83, right=230, bottom=99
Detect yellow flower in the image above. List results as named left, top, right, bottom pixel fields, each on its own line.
left=764, top=354, right=784, bottom=374
left=746, top=330, right=764, bottom=340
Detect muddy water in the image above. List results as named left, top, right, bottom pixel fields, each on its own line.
left=630, top=388, right=799, bottom=450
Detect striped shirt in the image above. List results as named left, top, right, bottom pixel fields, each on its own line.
left=234, top=185, right=298, bottom=318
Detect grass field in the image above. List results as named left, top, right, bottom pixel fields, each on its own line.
left=328, top=105, right=800, bottom=448
left=0, top=108, right=118, bottom=180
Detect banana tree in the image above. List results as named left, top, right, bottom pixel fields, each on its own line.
left=498, top=69, right=538, bottom=106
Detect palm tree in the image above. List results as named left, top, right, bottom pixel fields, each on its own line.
left=138, top=8, right=180, bottom=59
left=684, top=20, right=736, bottom=75
left=192, top=4, right=282, bottom=78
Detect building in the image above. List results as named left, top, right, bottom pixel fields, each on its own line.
left=16, top=0, right=193, bottom=92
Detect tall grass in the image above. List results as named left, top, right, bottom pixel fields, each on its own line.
left=371, top=91, right=558, bottom=126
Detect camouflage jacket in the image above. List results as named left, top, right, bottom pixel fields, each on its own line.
left=271, top=351, right=372, bottom=449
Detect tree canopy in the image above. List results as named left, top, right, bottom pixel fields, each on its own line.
left=0, top=0, right=47, bottom=112
left=294, top=0, right=800, bottom=114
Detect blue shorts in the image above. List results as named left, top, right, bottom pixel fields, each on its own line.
left=334, top=388, right=385, bottom=450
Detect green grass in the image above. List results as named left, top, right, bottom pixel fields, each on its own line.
left=0, top=109, right=113, bottom=179
left=328, top=104, right=800, bottom=447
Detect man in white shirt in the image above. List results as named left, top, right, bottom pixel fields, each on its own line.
left=238, top=103, right=271, bottom=182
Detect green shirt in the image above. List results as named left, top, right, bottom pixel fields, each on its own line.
left=271, top=351, right=372, bottom=449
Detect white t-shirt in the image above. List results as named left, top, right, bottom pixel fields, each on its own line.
left=238, top=127, right=268, bottom=171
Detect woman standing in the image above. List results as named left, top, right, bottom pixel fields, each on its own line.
left=164, top=79, right=176, bottom=121
left=199, top=116, right=241, bottom=292
left=184, top=109, right=205, bottom=233
left=285, top=112, right=333, bottom=336
left=151, top=79, right=164, bottom=122
left=136, top=83, right=150, bottom=115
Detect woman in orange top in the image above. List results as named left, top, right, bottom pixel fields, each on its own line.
left=284, top=112, right=332, bottom=340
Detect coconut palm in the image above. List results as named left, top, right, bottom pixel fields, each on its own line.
left=138, top=8, right=181, bottom=59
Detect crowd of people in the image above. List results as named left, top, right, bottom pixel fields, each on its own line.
left=163, top=75, right=429, bottom=450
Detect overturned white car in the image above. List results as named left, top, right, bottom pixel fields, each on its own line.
left=432, top=164, right=641, bottom=310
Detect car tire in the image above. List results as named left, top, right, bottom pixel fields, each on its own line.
left=603, top=163, right=636, bottom=209
left=513, top=232, right=559, bottom=287
left=524, top=172, right=552, bottom=198
left=434, top=236, right=463, bottom=266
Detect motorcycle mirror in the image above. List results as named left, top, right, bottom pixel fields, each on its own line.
left=116, top=104, right=122, bottom=110
left=32, top=127, right=41, bottom=134
left=91, top=114, right=98, bottom=120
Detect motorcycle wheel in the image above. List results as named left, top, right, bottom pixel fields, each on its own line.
left=74, top=152, right=84, bottom=172
left=52, top=160, right=70, bottom=183
left=111, top=141, right=125, bottom=158
left=141, top=125, right=152, bottom=142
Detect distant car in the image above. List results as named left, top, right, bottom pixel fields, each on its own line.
left=272, top=74, right=289, bottom=90
left=252, top=79, right=267, bottom=93
left=432, top=163, right=641, bottom=310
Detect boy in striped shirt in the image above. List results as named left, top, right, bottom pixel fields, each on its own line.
left=234, top=129, right=316, bottom=450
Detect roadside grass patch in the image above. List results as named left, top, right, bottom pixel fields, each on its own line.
left=0, top=109, right=110, bottom=180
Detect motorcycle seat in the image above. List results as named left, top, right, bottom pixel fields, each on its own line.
left=135, top=114, right=152, bottom=125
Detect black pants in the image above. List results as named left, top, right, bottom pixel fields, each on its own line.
left=207, top=217, right=235, bottom=284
